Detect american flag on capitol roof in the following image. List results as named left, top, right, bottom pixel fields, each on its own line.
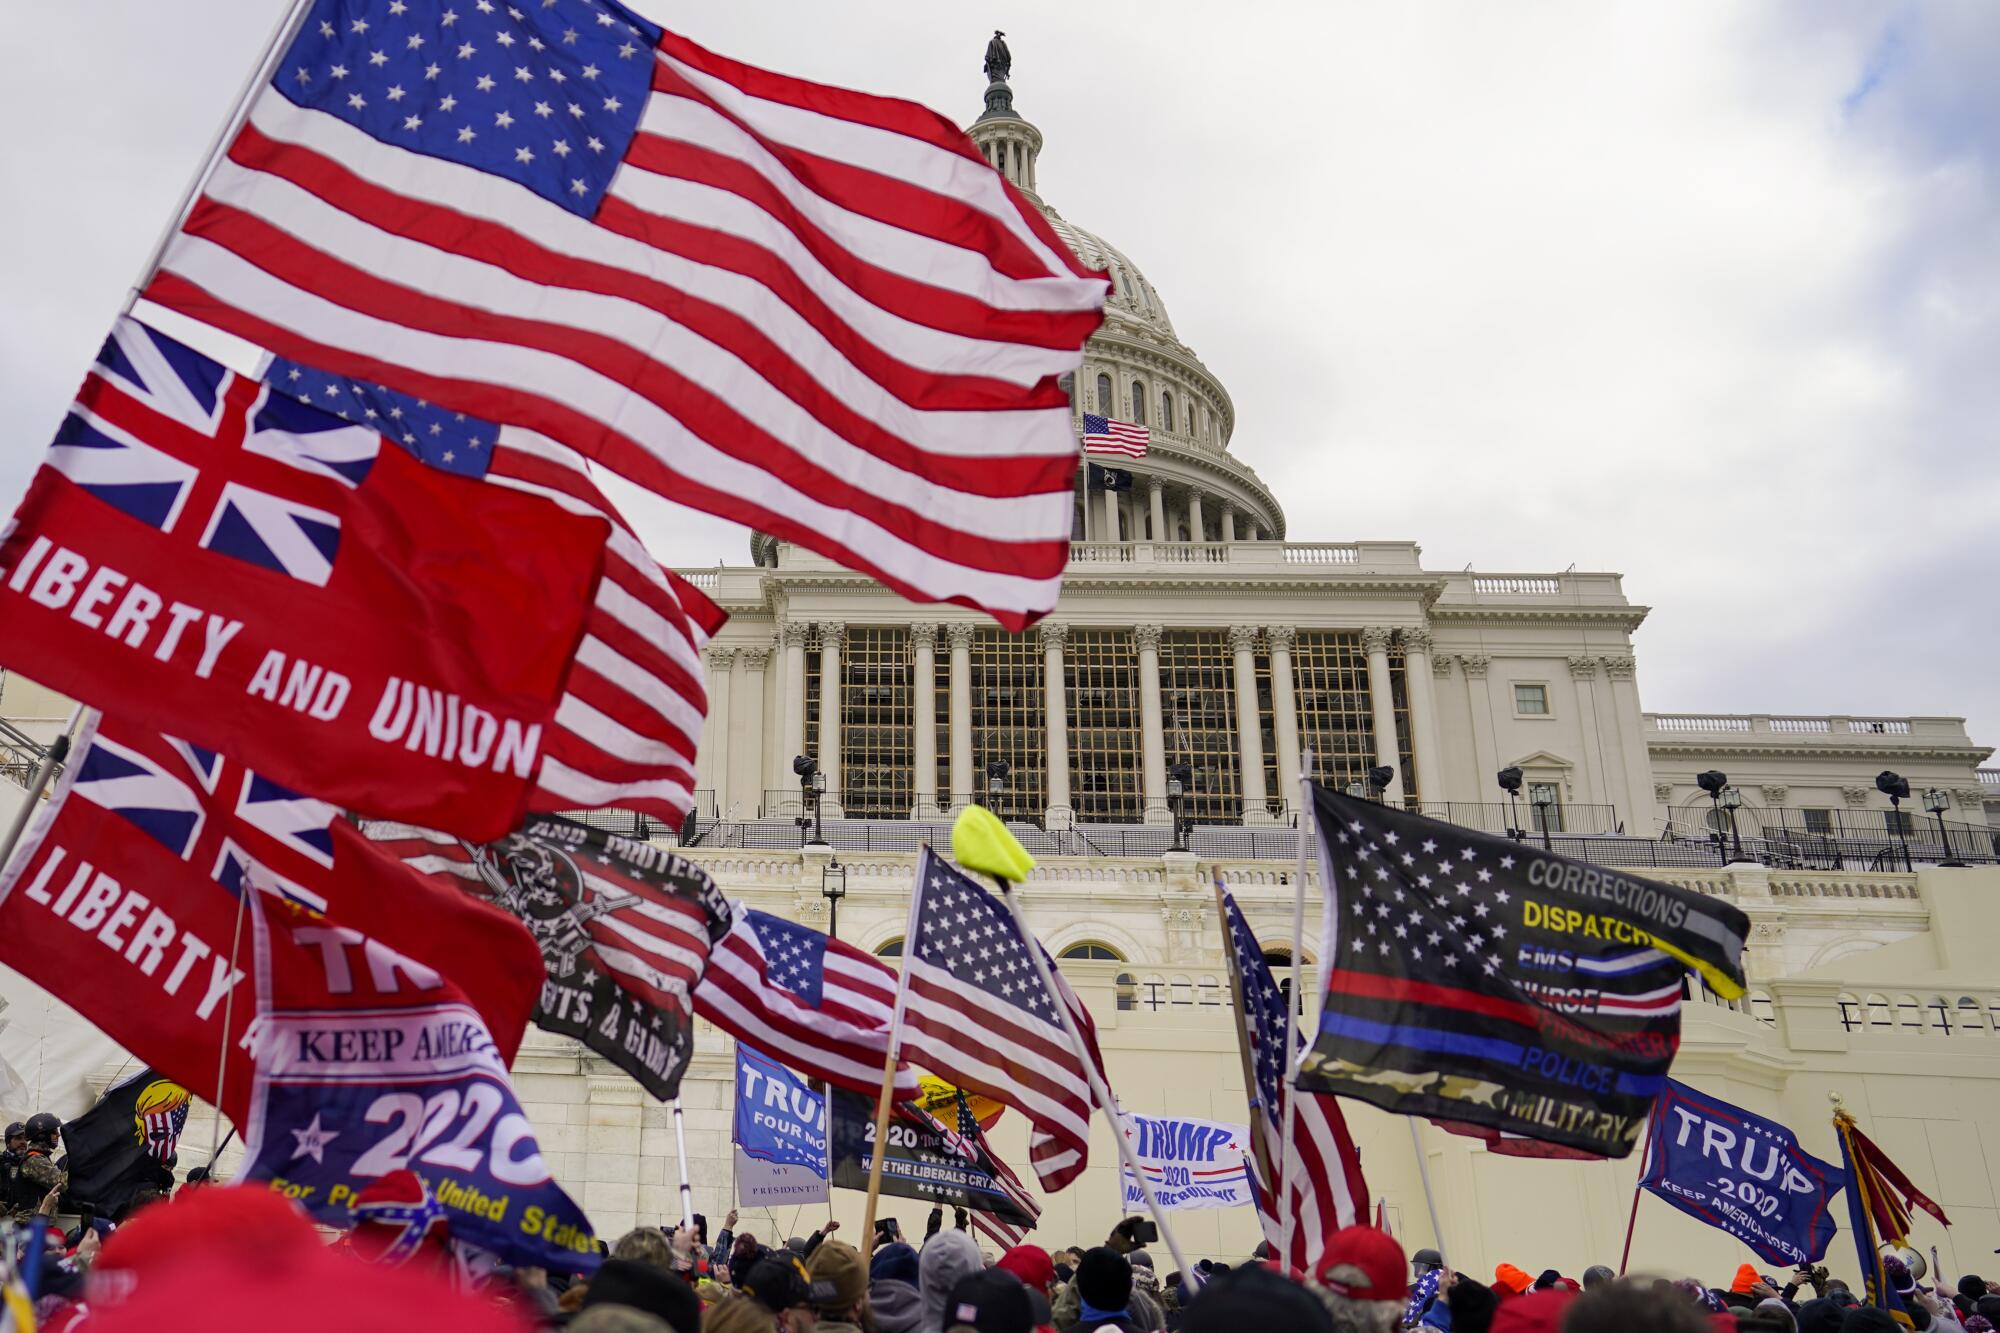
left=143, top=0, right=1110, bottom=631
left=1081, top=413, right=1150, bottom=459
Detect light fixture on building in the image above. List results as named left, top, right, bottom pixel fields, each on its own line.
left=1876, top=770, right=1913, bottom=871
left=984, top=759, right=1010, bottom=810
left=793, top=754, right=827, bottom=847
left=1168, top=762, right=1193, bottom=853
left=1497, top=766, right=1525, bottom=842
left=1344, top=780, right=1367, bottom=800
left=1368, top=765, right=1396, bottom=805
left=1696, top=769, right=1731, bottom=867
left=1718, top=785, right=1748, bottom=863
left=1921, top=788, right=1964, bottom=867
left=821, top=857, right=848, bottom=937
left=1528, top=782, right=1559, bottom=853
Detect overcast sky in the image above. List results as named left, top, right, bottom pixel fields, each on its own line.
left=3, top=2, right=1995, bottom=748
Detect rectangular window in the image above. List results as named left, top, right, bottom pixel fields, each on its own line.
left=1290, top=632, right=1377, bottom=793
left=1066, top=629, right=1142, bottom=823
left=796, top=626, right=822, bottom=820
left=1514, top=683, right=1550, bottom=716
left=840, top=628, right=912, bottom=819
left=971, top=630, right=1045, bottom=819
left=1160, top=630, right=1240, bottom=824
left=934, top=637, right=952, bottom=815
left=1802, top=808, right=1832, bottom=835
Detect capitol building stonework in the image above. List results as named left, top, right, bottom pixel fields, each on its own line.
left=3, top=53, right=1997, bottom=1284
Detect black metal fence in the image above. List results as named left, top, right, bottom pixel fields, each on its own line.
left=0, top=720, right=57, bottom=791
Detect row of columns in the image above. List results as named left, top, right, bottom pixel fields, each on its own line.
left=1087, top=475, right=1262, bottom=544
left=722, top=622, right=1443, bottom=826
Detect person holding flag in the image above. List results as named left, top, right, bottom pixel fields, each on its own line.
left=1832, top=1096, right=1951, bottom=1326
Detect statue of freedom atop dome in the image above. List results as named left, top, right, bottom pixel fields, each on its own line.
left=984, top=30, right=1011, bottom=83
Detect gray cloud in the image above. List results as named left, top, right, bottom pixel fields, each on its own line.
left=3, top=1, right=1994, bottom=747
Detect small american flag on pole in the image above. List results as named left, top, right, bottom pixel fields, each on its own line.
left=1219, top=883, right=1369, bottom=1272
left=898, top=847, right=1105, bottom=1192
left=145, top=0, right=1109, bottom=631
left=693, top=907, right=923, bottom=1100
left=1081, top=413, right=1150, bottom=459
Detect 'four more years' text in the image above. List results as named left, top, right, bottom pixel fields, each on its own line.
left=7, top=538, right=542, bottom=776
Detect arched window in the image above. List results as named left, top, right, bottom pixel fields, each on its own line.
left=1161, top=391, right=1174, bottom=434
left=875, top=938, right=904, bottom=957
left=1096, top=372, right=1112, bottom=414
left=1129, top=380, right=1147, bottom=426
left=1059, top=942, right=1123, bottom=961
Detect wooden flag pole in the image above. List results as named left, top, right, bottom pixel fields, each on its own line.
left=992, top=875, right=1194, bottom=1282
left=1617, top=1107, right=1658, bottom=1275
left=860, top=850, right=930, bottom=1242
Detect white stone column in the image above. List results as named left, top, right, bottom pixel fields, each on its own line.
left=728, top=648, right=767, bottom=823
left=1460, top=654, right=1498, bottom=795
left=703, top=647, right=734, bottom=817
left=1146, top=477, right=1166, bottom=542
left=1401, top=628, right=1443, bottom=807
left=1100, top=481, right=1120, bottom=543
left=1137, top=624, right=1168, bottom=823
left=1221, top=503, right=1238, bottom=543
left=1187, top=487, right=1206, bottom=543
left=817, top=623, right=844, bottom=817
left=1567, top=656, right=1607, bottom=807
left=912, top=624, right=938, bottom=816
left=1041, top=623, right=1072, bottom=828
left=780, top=622, right=808, bottom=788
left=1600, top=656, right=1652, bottom=834
left=948, top=623, right=975, bottom=808
left=1268, top=626, right=1301, bottom=811
left=1361, top=626, right=1405, bottom=804
left=1229, top=626, right=1271, bottom=823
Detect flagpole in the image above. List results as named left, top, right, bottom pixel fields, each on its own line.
left=0, top=707, right=81, bottom=874
left=1279, top=751, right=1316, bottom=1263
left=860, top=851, right=929, bottom=1242
left=120, top=0, right=319, bottom=317
left=1215, top=877, right=1286, bottom=1263
left=1406, top=1119, right=1449, bottom=1269
left=206, top=882, right=251, bottom=1167
left=1617, top=1106, right=1657, bottom=1275
left=991, top=875, right=1194, bottom=1282
left=672, top=1098, right=695, bottom=1228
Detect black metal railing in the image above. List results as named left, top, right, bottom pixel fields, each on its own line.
left=1415, top=800, right=1623, bottom=836
left=1663, top=805, right=2000, bottom=870
left=0, top=720, right=57, bottom=790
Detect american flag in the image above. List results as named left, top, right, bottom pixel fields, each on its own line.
left=901, top=1094, right=1038, bottom=1249
left=1218, top=884, right=1369, bottom=1273
left=694, top=907, right=921, bottom=1100
left=146, top=0, right=1109, bottom=632
left=1081, top=413, right=1149, bottom=459
left=898, top=848, right=1105, bottom=1193
left=268, top=358, right=723, bottom=823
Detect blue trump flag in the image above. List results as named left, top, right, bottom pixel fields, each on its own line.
left=733, top=1045, right=827, bottom=1177
left=1639, top=1080, right=1845, bottom=1266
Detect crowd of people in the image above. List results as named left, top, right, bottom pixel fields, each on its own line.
left=3, top=1165, right=1989, bottom=1333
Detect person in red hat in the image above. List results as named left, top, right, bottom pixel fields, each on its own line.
left=1310, top=1225, right=1408, bottom=1331
left=995, top=1245, right=1058, bottom=1331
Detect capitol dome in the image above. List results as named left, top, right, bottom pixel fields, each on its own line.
left=966, top=51, right=1283, bottom=542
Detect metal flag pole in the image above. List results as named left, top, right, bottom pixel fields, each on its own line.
left=672, top=1098, right=695, bottom=1228
left=206, top=882, right=253, bottom=1166
left=1278, top=749, right=1315, bottom=1264
left=1405, top=1120, right=1449, bottom=1269
left=0, top=706, right=81, bottom=873
left=992, top=876, right=1194, bottom=1281
left=120, top=0, right=319, bottom=316
left=860, top=850, right=929, bottom=1242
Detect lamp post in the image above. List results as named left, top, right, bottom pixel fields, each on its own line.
left=984, top=760, right=1010, bottom=816
left=1168, top=763, right=1192, bottom=853
left=1696, top=770, right=1730, bottom=867
left=1497, top=766, right=1525, bottom=842
left=793, top=754, right=827, bottom=847
left=821, top=858, right=848, bottom=938
left=1527, top=782, right=1558, bottom=853
left=1719, top=785, right=1748, bottom=863
left=1876, top=770, right=1912, bottom=871
left=1922, top=788, right=1964, bottom=867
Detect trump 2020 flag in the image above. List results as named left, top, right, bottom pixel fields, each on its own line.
left=144, top=0, right=1109, bottom=630
left=60, top=1068, right=192, bottom=1219
left=0, top=317, right=608, bottom=842
left=1639, top=1080, right=1845, bottom=1266
left=1300, top=785, right=1747, bottom=1158
left=235, top=876, right=598, bottom=1272
left=0, top=710, right=545, bottom=1124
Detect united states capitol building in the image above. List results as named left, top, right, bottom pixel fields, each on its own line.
left=5, top=50, right=1998, bottom=1286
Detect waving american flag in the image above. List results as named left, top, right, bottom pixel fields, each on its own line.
left=145, top=0, right=1108, bottom=630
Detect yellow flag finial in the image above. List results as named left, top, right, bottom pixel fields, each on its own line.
left=951, top=805, right=1035, bottom=882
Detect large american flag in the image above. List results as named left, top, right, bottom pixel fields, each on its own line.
left=1218, top=884, right=1369, bottom=1273
left=269, top=358, right=722, bottom=822
left=693, top=906, right=921, bottom=1100
left=899, top=848, right=1105, bottom=1193
left=1081, top=414, right=1150, bottom=459
left=144, top=0, right=1108, bottom=631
